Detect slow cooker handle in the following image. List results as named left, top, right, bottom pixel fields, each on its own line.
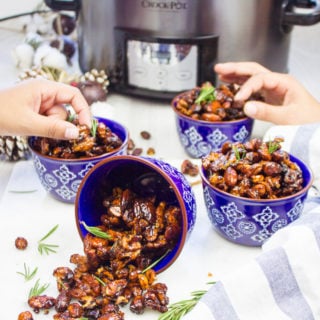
left=283, top=0, right=320, bottom=25
left=44, top=0, right=81, bottom=12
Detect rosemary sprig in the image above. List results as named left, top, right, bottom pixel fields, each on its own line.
left=28, top=279, right=50, bottom=298
left=17, top=263, right=38, bottom=281
left=37, top=224, right=59, bottom=255
left=267, top=140, right=281, bottom=154
left=81, top=221, right=111, bottom=239
left=232, top=145, right=246, bottom=161
left=142, top=250, right=171, bottom=273
left=90, top=118, right=98, bottom=138
left=93, top=275, right=106, bottom=286
left=158, top=282, right=215, bottom=320
left=195, top=86, right=215, bottom=104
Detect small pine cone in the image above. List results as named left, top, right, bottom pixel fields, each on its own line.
left=0, top=136, right=30, bottom=161
left=80, top=69, right=110, bottom=92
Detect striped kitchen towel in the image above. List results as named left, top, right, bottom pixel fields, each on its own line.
left=183, top=123, right=320, bottom=320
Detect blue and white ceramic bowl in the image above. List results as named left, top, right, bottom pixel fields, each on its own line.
left=171, top=92, right=254, bottom=158
left=28, top=117, right=129, bottom=203
left=201, top=155, right=313, bottom=246
left=75, top=155, right=197, bottom=273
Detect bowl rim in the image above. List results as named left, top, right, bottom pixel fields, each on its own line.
left=200, top=153, right=314, bottom=203
left=171, top=90, right=254, bottom=125
left=27, top=116, right=129, bottom=162
left=74, top=154, right=189, bottom=273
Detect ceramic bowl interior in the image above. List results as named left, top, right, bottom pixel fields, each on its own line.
left=200, top=154, right=313, bottom=246
left=171, top=92, right=254, bottom=158
left=28, top=117, right=129, bottom=203
left=75, top=155, right=196, bottom=273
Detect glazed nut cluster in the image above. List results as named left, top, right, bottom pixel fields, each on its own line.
left=174, top=82, right=263, bottom=122
left=202, top=138, right=304, bottom=199
left=31, top=120, right=123, bottom=159
left=26, top=187, right=182, bottom=319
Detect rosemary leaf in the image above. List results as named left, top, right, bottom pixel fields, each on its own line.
left=38, top=243, right=59, bottom=255
left=267, top=140, right=280, bottom=154
left=232, top=145, right=246, bottom=161
left=195, top=86, right=215, bottom=104
left=93, top=275, right=106, bottom=286
left=90, top=119, right=98, bottom=138
left=17, top=263, right=38, bottom=282
left=28, top=279, right=50, bottom=298
left=37, top=224, right=59, bottom=255
left=39, top=224, right=59, bottom=242
left=233, top=145, right=241, bottom=161
left=142, top=250, right=170, bottom=273
left=158, top=282, right=215, bottom=320
left=81, top=221, right=111, bottom=239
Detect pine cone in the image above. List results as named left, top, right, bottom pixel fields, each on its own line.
left=0, top=136, right=30, bottom=161
left=80, top=69, right=110, bottom=92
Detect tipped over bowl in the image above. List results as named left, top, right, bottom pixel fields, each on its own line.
left=75, top=155, right=197, bottom=273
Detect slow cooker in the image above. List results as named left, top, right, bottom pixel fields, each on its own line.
left=45, top=0, right=320, bottom=99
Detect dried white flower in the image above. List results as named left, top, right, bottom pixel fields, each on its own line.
left=12, top=43, right=35, bottom=69
left=33, top=44, right=68, bottom=70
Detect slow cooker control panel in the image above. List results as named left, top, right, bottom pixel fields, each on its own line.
left=127, top=40, right=198, bottom=92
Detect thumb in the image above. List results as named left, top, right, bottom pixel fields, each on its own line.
left=30, top=115, right=79, bottom=140
left=243, top=101, right=287, bottom=124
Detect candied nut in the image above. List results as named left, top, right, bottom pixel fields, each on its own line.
left=28, top=295, right=56, bottom=312
left=146, top=147, right=155, bottom=156
left=202, top=113, right=221, bottom=122
left=140, top=131, right=151, bottom=140
left=132, top=148, right=143, bottom=156
left=127, top=138, right=135, bottom=150
left=24, top=187, right=173, bottom=318
left=263, top=161, right=282, bottom=176
left=15, top=237, right=28, bottom=250
left=174, top=83, right=263, bottom=122
left=55, top=290, right=71, bottom=313
left=67, top=303, right=83, bottom=317
left=224, top=167, right=238, bottom=187
left=202, top=138, right=303, bottom=199
left=31, top=119, right=123, bottom=159
left=130, top=295, right=145, bottom=314
left=181, top=159, right=199, bottom=177
left=18, top=311, right=34, bottom=320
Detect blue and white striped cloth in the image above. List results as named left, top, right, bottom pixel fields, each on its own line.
left=184, top=123, right=320, bottom=320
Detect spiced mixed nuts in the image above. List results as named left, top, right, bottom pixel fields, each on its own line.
left=202, top=138, right=304, bottom=199
left=174, top=82, right=263, bottom=122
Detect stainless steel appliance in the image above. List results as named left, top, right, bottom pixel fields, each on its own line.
left=45, top=0, right=320, bottom=99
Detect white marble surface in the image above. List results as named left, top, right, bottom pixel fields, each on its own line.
left=0, top=7, right=320, bottom=320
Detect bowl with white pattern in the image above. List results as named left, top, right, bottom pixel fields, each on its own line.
left=28, top=117, right=129, bottom=203
left=171, top=85, right=255, bottom=158
left=75, top=155, right=197, bottom=273
left=200, top=139, right=313, bottom=246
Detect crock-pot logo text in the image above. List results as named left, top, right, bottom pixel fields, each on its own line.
left=141, top=0, right=188, bottom=10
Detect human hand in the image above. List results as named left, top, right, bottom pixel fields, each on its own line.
left=0, top=79, right=91, bottom=139
left=214, top=62, right=320, bottom=125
